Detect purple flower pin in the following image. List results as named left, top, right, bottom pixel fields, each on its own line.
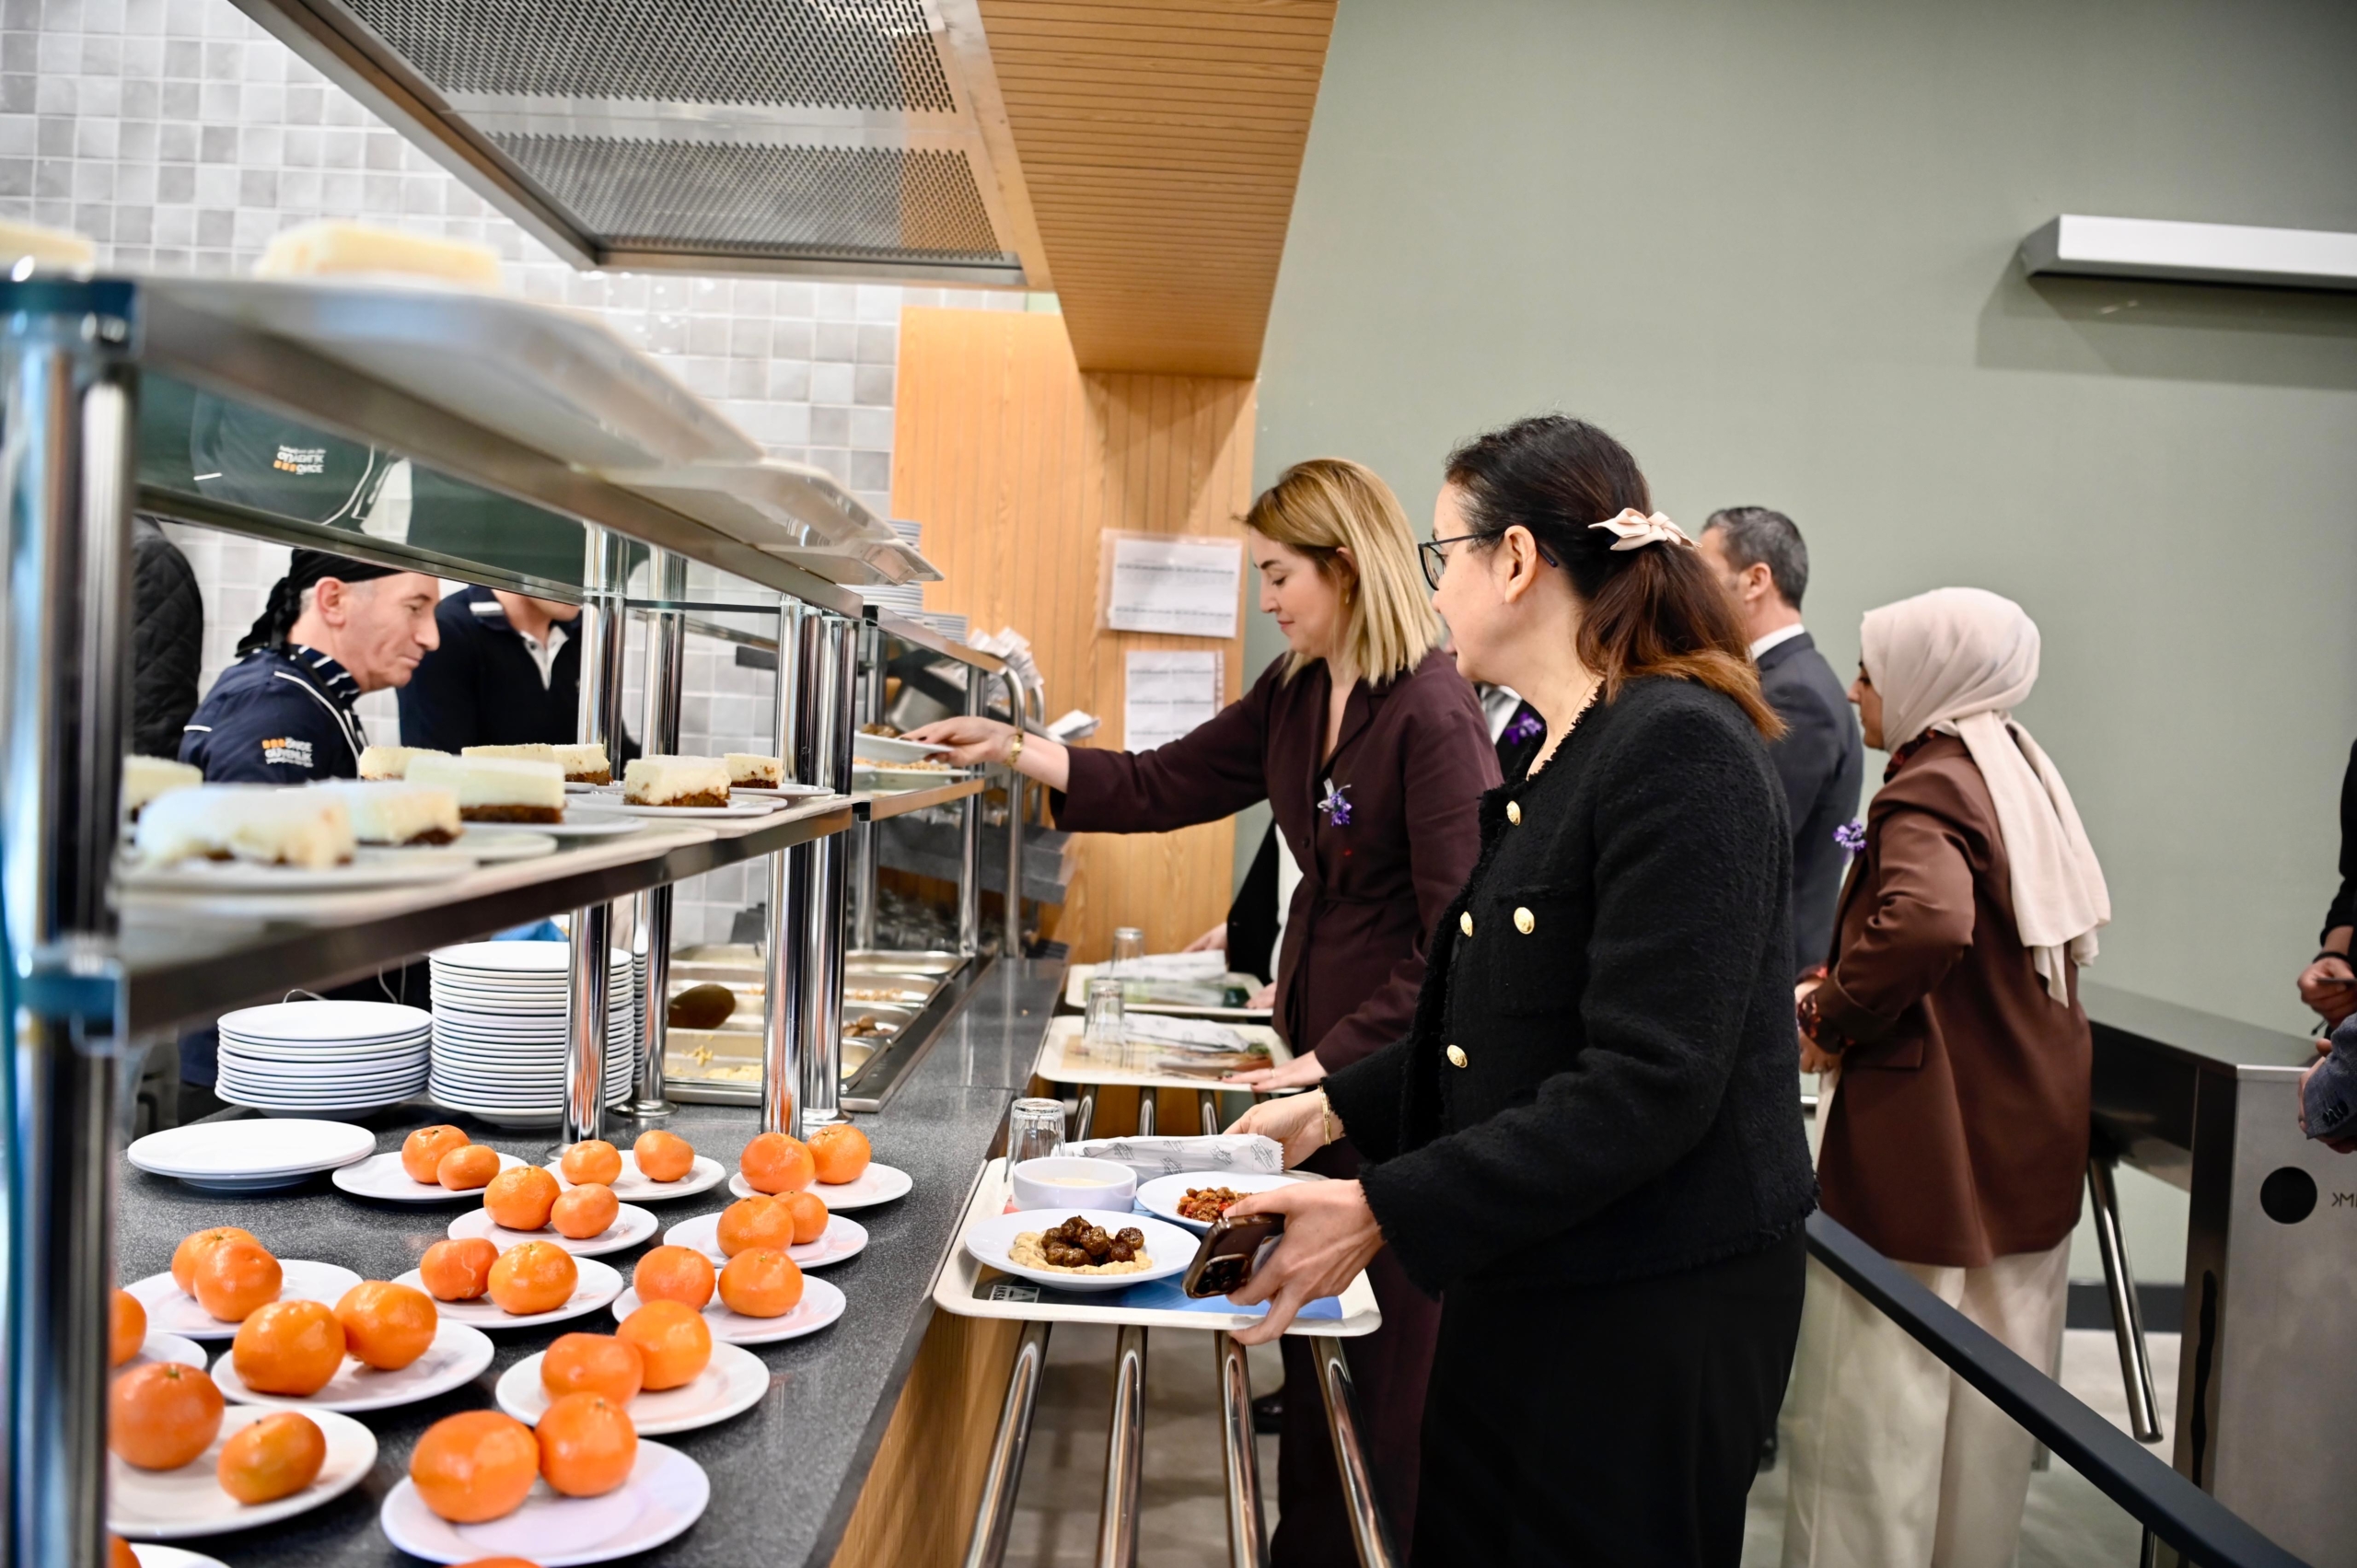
left=1318, top=779, right=1354, bottom=828
left=1504, top=709, right=1545, bottom=746
left=1834, top=819, right=1866, bottom=856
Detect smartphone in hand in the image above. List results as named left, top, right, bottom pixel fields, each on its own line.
left=1183, top=1211, right=1284, bottom=1299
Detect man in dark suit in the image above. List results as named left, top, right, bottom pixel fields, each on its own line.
left=1700, top=506, right=1864, bottom=977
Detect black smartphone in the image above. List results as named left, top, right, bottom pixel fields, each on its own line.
left=1182, top=1211, right=1284, bottom=1299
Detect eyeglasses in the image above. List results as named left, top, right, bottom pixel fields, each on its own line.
left=1418, top=532, right=1559, bottom=592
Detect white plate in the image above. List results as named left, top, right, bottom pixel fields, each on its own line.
left=855, top=764, right=970, bottom=784
left=494, top=1342, right=767, bottom=1435
left=610, top=1277, right=844, bottom=1345
left=563, top=780, right=618, bottom=794
left=730, top=782, right=831, bottom=798
left=853, top=731, right=951, bottom=762
left=453, top=827, right=560, bottom=861
left=433, top=942, right=630, bottom=975
left=331, top=1150, right=527, bottom=1202
left=550, top=1152, right=725, bottom=1203
left=122, top=848, right=474, bottom=893
left=660, top=1210, right=868, bottom=1271
left=727, top=1161, right=911, bottom=1211
left=216, top=1000, right=432, bottom=1041
left=127, top=1120, right=376, bottom=1185
left=110, top=1403, right=377, bottom=1541
left=126, top=1331, right=207, bottom=1373
left=1134, top=1171, right=1308, bottom=1235
left=962, top=1209, right=1198, bottom=1295
left=378, top=1439, right=708, bottom=1565
left=608, top=800, right=779, bottom=819
left=215, top=1091, right=423, bottom=1120
left=448, top=1203, right=658, bottom=1258
left=544, top=809, right=644, bottom=838
left=393, top=1255, right=622, bottom=1330
left=210, top=1319, right=493, bottom=1412
left=218, top=1047, right=427, bottom=1074
left=127, top=1260, right=366, bottom=1342
left=131, top=1546, right=231, bottom=1568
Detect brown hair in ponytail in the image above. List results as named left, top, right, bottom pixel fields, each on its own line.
left=1443, top=416, right=1782, bottom=740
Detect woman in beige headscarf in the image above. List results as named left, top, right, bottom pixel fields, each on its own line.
left=1781, top=587, right=2108, bottom=1568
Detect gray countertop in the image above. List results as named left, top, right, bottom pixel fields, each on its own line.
left=114, top=958, right=1063, bottom=1568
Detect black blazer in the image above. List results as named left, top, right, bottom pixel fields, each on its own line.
left=1758, top=631, right=1864, bottom=975
left=1323, top=676, right=1818, bottom=1295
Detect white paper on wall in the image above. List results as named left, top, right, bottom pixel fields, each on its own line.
left=1124, top=650, right=1225, bottom=752
left=1101, top=532, right=1243, bottom=638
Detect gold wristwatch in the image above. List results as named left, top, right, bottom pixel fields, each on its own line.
left=1007, top=728, right=1025, bottom=766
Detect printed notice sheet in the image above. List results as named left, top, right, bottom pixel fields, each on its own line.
left=1125, top=650, right=1225, bottom=752
left=1104, top=533, right=1243, bottom=638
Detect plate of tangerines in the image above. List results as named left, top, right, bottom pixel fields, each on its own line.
left=124, top=1227, right=361, bottom=1342
left=608, top=1241, right=846, bottom=1347
left=724, top=1124, right=910, bottom=1209
left=109, top=1366, right=377, bottom=1539
left=445, top=1163, right=658, bottom=1257
left=545, top=1130, right=726, bottom=1202
left=331, top=1124, right=527, bottom=1203
left=396, top=1236, right=624, bottom=1330
left=493, top=1312, right=768, bottom=1436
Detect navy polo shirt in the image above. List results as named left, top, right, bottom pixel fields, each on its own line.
left=180, top=644, right=367, bottom=783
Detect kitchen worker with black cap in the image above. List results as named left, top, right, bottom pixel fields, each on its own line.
left=180, top=547, right=442, bottom=781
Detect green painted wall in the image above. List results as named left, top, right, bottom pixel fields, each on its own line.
left=1236, top=0, right=2357, bottom=1283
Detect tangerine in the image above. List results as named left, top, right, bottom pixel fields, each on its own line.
left=409, top=1409, right=538, bottom=1524
left=109, top=1537, right=137, bottom=1568
left=437, top=1144, right=501, bottom=1191
left=633, top=1130, right=694, bottom=1182
left=109, top=1361, right=224, bottom=1469
left=192, top=1237, right=282, bottom=1323
left=738, top=1132, right=814, bottom=1194
left=535, top=1390, right=636, bottom=1498
left=718, top=1249, right=803, bottom=1318
left=110, top=1287, right=146, bottom=1367
left=419, top=1237, right=499, bottom=1302
left=230, top=1299, right=346, bottom=1396
left=714, top=1195, right=795, bottom=1257
left=217, top=1409, right=326, bottom=1504
left=550, top=1183, right=619, bottom=1241
left=808, top=1123, right=872, bottom=1186
left=483, top=1165, right=561, bottom=1231
left=170, top=1225, right=257, bottom=1294
left=401, top=1125, right=471, bottom=1184
left=632, top=1246, right=714, bottom=1310
left=540, top=1332, right=644, bottom=1404
left=335, top=1280, right=438, bottom=1371
left=615, top=1299, right=710, bottom=1390
left=559, top=1140, right=621, bottom=1186
left=487, top=1241, right=577, bottom=1316
left=782, top=1190, right=829, bottom=1246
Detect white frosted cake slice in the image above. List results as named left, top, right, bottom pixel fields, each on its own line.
left=726, top=753, right=783, bottom=787
left=254, top=221, right=504, bottom=291
left=407, top=753, right=565, bottom=823
left=358, top=744, right=449, bottom=781
left=463, top=743, right=557, bottom=765
left=312, top=781, right=460, bottom=845
left=133, top=784, right=354, bottom=870
left=553, top=742, right=610, bottom=784
left=122, top=755, right=202, bottom=820
left=624, top=755, right=731, bottom=807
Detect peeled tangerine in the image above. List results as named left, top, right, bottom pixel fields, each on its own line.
left=540, top=1332, right=644, bottom=1404
left=410, top=1410, right=539, bottom=1524
left=737, top=1132, right=813, bottom=1194
left=808, top=1123, right=871, bottom=1186
left=110, top=1362, right=224, bottom=1469
left=170, top=1225, right=257, bottom=1294
left=192, top=1238, right=283, bottom=1324
left=335, top=1280, right=438, bottom=1371
left=536, top=1391, right=637, bottom=1498
left=550, top=1182, right=619, bottom=1240
left=401, top=1125, right=471, bottom=1184
left=231, top=1299, right=346, bottom=1397
left=110, top=1288, right=146, bottom=1367
left=217, top=1410, right=326, bottom=1504
left=487, top=1241, right=577, bottom=1316
left=419, top=1237, right=499, bottom=1302
left=559, top=1139, right=621, bottom=1186
left=632, top=1245, right=715, bottom=1311
left=718, top=1249, right=802, bottom=1318
left=483, top=1165, right=561, bottom=1232
left=633, top=1129, right=695, bottom=1183
left=616, top=1300, right=710, bottom=1391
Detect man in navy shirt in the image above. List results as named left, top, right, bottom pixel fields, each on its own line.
left=181, top=549, right=442, bottom=782
left=398, top=587, right=588, bottom=753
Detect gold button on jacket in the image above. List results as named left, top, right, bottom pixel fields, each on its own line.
left=1459, top=911, right=1474, bottom=936
left=1514, top=906, right=1536, bottom=934
left=1446, top=1044, right=1469, bottom=1068
left=1506, top=800, right=1521, bottom=825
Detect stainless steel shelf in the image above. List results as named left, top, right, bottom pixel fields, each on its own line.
left=871, top=607, right=1004, bottom=675
left=121, top=800, right=855, bottom=1033
left=857, top=777, right=987, bottom=821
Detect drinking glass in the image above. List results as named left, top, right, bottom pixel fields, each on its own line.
left=1110, top=926, right=1145, bottom=974
left=1007, top=1097, right=1067, bottom=1165
left=1084, top=975, right=1125, bottom=1059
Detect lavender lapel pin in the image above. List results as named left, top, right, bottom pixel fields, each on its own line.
left=1318, top=779, right=1353, bottom=828
left=1834, top=819, right=1866, bottom=856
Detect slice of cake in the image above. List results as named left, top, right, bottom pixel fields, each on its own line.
left=134, top=784, right=354, bottom=870
left=462, top=743, right=557, bottom=765
left=254, top=221, right=504, bottom=292
left=554, top=742, right=611, bottom=785
left=624, top=755, right=731, bottom=807
left=725, top=753, right=783, bottom=788
left=407, top=753, right=565, bottom=823
left=312, top=782, right=460, bottom=846
left=122, top=756, right=202, bottom=821
left=358, top=744, right=450, bottom=781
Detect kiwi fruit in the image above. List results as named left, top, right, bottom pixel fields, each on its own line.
left=668, top=982, right=737, bottom=1030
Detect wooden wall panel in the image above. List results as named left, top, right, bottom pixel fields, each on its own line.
left=828, top=1310, right=1022, bottom=1568
left=892, top=306, right=1257, bottom=963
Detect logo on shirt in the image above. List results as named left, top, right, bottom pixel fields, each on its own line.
left=272, top=444, right=328, bottom=476
left=260, top=736, right=315, bottom=770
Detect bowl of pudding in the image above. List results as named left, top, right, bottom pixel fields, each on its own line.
left=1010, top=1156, right=1137, bottom=1213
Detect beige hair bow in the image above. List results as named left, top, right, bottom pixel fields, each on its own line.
left=1588, top=508, right=1693, bottom=552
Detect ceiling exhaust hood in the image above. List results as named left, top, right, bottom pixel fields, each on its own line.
left=228, top=0, right=1051, bottom=286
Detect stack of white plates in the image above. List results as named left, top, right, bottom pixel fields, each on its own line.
left=428, top=942, right=634, bottom=1127
left=215, top=1001, right=430, bottom=1118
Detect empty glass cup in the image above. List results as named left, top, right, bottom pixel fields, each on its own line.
left=1007, top=1097, right=1068, bottom=1165
left=1084, top=974, right=1125, bottom=1059
left=1111, top=926, right=1146, bottom=974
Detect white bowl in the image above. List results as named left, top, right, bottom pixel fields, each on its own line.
left=1010, top=1156, right=1136, bottom=1213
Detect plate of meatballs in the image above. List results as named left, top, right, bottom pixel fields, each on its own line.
left=963, top=1207, right=1200, bottom=1295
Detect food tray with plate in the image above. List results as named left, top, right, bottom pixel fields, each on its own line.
left=1063, top=960, right=1273, bottom=1021
left=931, top=1159, right=1379, bottom=1337
left=1035, top=1015, right=1292, bottom=1091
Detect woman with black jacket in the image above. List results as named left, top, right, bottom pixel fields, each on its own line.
left=1228, top=416, right=1818, bottom=1565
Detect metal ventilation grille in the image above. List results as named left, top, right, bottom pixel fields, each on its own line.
left=339, top=0, right=956, bottom=110
left=493, top=136, right=1008, bottom=261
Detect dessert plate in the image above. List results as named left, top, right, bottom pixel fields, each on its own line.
left=126, top=1260, right=365, bottom=1341
left=378, top=1440, right=708, bottom=1565
left=730, top=782, right=830, bottom=798
left=218, top=1000, right=432, bottom=1040
left=661, top=1210, right=868, bottom=1270
left=210, top=1320, right=493, bottom=1412
left=332, top=1150, right=527, bottom=1202
left=610, top=1277, right=844, bottom=1345
left=120, top=848, right=472, bottom=892
left=110, top=1404, right=376, bottom=1540
left=448, top=1203, right=658, bottom=1258
left=127, top=1119, right=375, bottom=1191
left=729, top=1162, right=911, bottom=1210
left=1134, top=1171, right=1307, bottom=1235
left=450, top=827, right=558, bottom=861
left=494, top=1342, right=766, bottom=1435
left=550, top=1151, right=726, bottom=1202
left=393, top=1255, right=622, bottom=1330
left=610, top=800, right=779, bottom=819
left=543, top=809, right=644, bottom=838
left=962, top=1209, right=1197, bottom=1295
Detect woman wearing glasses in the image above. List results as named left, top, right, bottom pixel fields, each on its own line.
left=909, top=457, right=1495, bottom=1563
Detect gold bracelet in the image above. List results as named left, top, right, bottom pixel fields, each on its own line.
left=1320, top=1099, right=1341, bottom=1148
left=1007, top=728, right=1025, bottom=766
